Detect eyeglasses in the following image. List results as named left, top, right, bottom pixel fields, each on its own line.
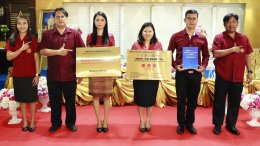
left=55, top=15, right=66, bottom=19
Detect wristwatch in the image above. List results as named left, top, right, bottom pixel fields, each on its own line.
left=248, top=70, right=253, bottom=74
left=36, top=73, right=41, bottom=77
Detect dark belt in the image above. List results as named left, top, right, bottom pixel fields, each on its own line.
left=182, top=69, right=197, bottom=74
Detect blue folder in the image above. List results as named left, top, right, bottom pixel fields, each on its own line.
left=182, top=47, right=198, bottom=69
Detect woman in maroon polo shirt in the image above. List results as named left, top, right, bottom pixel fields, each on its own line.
left=86, top=11, right=115, bottom=133
left=131, top=22, right=163, bottom=132
left=5, top=16, right=40, bottom=132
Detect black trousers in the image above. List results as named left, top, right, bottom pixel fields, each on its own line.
left=47, top=80, right=77, bottom=127
left=175, top=71, right=202, bottom=126
left=212, top=74, right=243, bottom=127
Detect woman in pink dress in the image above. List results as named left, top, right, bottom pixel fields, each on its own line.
left=86, top=11, right=115, bottom=133
left=131, top=22, right=163, bottom=132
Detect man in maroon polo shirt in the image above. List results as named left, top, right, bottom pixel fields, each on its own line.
left=167, top=9, right=210, bottom=134
left=212, top=13, right=253, bottom=136
left=40, top=7, right=85, bottom=133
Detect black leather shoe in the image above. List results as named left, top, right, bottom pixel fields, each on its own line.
left=225, top=126, right=240, bottom=135
left=29, top=127, right=36, bottom=132
left=22, top=126, right=28, bottom=132
left=139, top=127, right=146, bottom=133
left=177, top=125, right=184, bottom=134
left=186, top=125, right=197, bottom=134
left=66, top=125, right=77, bottom=132
left=49, top=125, right=61, bottom=133
left=213, top=126, right=221, bottom=135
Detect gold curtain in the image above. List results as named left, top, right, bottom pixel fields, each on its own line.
left=4, top=73, right=260, bottom=107
left=75, top=78, right=93, bottom=106
left=248, top=80, right=260, bottom=93
left=160, top=80, right=177, bottom=106
left=198, top=78, right=215, bottom=107
left=112, top=78, right=134, bottom=106
left=4, top=70, right=260, bottom=107
left=251, top=49, right=260, bottom=80
left=105, top=78, right=259, bottom=107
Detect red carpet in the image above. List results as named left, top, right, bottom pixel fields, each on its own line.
left=0, top=105, right=259, bottom=146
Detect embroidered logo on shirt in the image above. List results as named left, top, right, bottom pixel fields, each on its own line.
left=26, top=48, right=31, bottom=53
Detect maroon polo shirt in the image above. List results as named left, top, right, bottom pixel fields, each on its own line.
left=167, top=29, right=210, bottom=69
left=5, top=35, right=38, bottom=77
left=212, top=31, right=253, bottom=82
left=86, top=33, right=115, bottom=47
left=131, top=42, right=163, bottom=51
left=40, top=27, right=85, bottom=81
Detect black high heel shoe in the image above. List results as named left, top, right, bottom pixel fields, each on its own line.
left=97, top=121, right=103, bottom=133
left=102, top=127, right=108, bottom=133
left=22, top=122, right=28, bottom=132
left=102, top=121, right=108, bottom=133
left=145, top=127, right=151, bottom=132
left=28, top=122, right=36, bottom=132
left=97, top=127, right=103, bottom=132
left=139, top=127, right=146, bottom=133
left=22, top=126, right=28, bottom=132
left=139, top=121, right=145, bottom=133
left=29, top=126, right=36, bottom=132
left=145, top=122, right=151, bottom=132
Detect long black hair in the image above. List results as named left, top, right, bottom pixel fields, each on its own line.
left=91, top=11, right=109, bottom=45
left=9, top=16, right=32, bottom=47
left=137, top=22, right=158, bottom=45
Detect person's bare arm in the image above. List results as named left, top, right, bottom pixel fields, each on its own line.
left=40, top=43, right=72, bottom=56
left=6, top=41, right=31, bottom=61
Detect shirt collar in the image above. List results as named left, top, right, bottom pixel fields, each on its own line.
left=223, top=31, right=242, bottom=39
left=182, top=28, right=199, bottom=36
left=52, top=27, right=72, bottom=35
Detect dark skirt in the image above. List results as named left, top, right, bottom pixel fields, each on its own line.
left=13, top=77, right=38, bottom=103
left=133, top=80, right=159, bottom=107
left=89, top=77, right=113, bottom=98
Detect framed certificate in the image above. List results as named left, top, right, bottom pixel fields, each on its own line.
left=127, top=50, right=172, bottom=80
left=76, top=47, right=121, bottom=77
left=182, top=47, right=198, bottom=69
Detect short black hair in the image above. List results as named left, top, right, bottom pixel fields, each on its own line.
left=185, top=9, right=198, bottom=18
left=223, top=13, right=239, bottom=24
left=53, top=7, right=68, bottom=17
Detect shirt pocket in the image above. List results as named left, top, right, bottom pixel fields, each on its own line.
left=193, top=39, right=204, bottom=48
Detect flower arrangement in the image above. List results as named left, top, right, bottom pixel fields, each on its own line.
left=196, top=26, right=207, bottom=36
left=0, top=88, right=20, bottom=111
left=240, top=91, right=260, bottom=110
left=38, top=76, right=48, bottom=99
left=37, top=76, right=51, bottom=112
left=121, top=63, right=127, bottom=78
left=0, top=77, right=49, bottom=112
